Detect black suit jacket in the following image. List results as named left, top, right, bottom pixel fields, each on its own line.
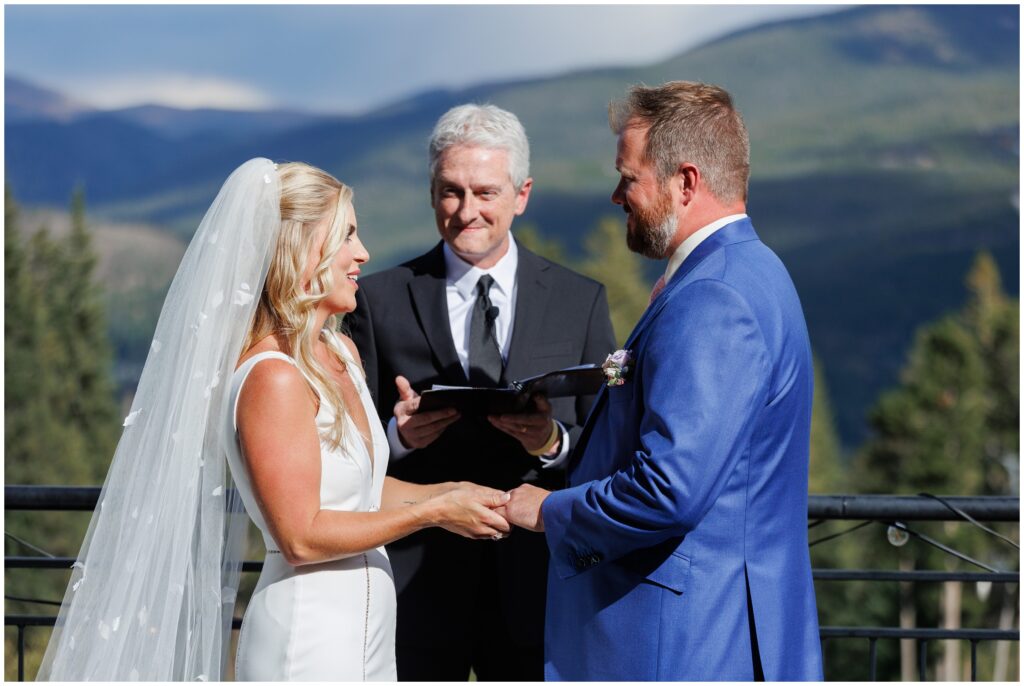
left=346, top=241, right=615, bottom=491
left=344, top=240, right=615, bottom=659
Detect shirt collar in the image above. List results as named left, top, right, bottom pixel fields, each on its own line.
left=663, top=213, right=747, bottom=284
left=443, top=234, right=519, bottom=300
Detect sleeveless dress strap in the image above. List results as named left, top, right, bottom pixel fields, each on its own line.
left=231, top=351, right=311, bottom=430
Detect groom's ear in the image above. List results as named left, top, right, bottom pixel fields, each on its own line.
left=676, top=163, right=700, bottom=204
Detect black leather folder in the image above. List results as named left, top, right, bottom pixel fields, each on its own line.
left=416, top=364, right=605, bottom=415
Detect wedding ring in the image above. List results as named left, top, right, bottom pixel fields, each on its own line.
left=492, top=533, right=504, bottom=541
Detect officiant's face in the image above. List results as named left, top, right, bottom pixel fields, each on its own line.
left=431, top=144, right=532, bottom=269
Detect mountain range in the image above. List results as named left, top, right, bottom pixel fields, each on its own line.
left=5, top=4, right=1019, bottom=447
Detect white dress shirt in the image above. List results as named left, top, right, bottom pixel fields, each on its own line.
left=388, top=234, right=571, bottom=466
left=661, top=213, right=748, bottom=285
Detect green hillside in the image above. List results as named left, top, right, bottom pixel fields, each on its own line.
left=10, top=5, right=1017, bottom=446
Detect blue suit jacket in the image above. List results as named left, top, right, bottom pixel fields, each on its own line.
left=542, top=218, right=823, bottom=680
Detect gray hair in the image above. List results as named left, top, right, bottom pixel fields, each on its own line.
left=609, top=81, right=750, bottom=203
left=428, top=104, right=531, bottom=190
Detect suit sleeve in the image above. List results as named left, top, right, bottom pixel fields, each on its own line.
left=542, top=279, right=770, bottom=579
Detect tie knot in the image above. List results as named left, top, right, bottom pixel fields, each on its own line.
left=476, top=274, right=495, bottom=296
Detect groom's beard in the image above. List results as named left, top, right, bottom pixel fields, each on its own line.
left=626, top=191, right=677, bottom=260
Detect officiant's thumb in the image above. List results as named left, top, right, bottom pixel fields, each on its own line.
left=395, top=375, right=417, bottom=401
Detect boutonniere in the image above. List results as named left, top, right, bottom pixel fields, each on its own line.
left=602, top=349, right=633, bottom=387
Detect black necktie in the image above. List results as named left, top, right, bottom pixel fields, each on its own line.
left=468, top=274, right=503, bottom=387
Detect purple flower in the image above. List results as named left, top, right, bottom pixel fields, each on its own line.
left=602, top=349, right=633, bottom=386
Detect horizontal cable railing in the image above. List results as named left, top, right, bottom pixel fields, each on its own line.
left=4, top=486, right=1019, bottom=681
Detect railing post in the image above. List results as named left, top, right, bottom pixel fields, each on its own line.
left=18, top=624, right=25, bottom=681
left=917, top=640, right=927, bottom=680
left=970, top=639, right=978, bottom=681
left=868, top=637, right=877, bottom=680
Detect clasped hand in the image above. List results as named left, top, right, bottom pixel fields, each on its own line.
left=429, top=482, right=549, bottom=538
left=426, top=482, right=512, bottom=540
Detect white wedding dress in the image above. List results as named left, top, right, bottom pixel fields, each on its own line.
left=224, top=346, right=397, bottom=681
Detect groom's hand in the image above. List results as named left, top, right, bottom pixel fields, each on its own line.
left=488, top=395, right=560, bottom=455
left=394, top=375, right=460, bottom=449
left=496, top=484, right=549, bottom=532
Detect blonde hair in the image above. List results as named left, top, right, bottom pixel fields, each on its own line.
left=245, top=162, right=354, bottom=448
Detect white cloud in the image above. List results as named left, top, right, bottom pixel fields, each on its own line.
left=67, top=73, right=277, bottom=110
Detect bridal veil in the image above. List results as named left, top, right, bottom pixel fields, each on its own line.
left=37, top=158, right=281, bottom=680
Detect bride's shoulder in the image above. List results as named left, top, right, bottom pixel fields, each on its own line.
left=237, top=356, right=316, bottom=414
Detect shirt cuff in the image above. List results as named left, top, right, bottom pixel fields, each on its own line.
left=538, top=421, right=570, bottom=469
left=387, top=416, right=414, bottom=461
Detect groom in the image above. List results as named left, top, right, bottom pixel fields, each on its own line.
left=503, top=81, right=824, bottom=680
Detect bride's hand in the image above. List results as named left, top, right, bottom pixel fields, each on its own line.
left=421, top=486, right=511, bottom=540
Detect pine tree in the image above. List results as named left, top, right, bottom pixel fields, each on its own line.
left=809, top=356, right=845, bottom=494
left=576, top=217, right=652, bottom=344
left=840, top=252, right=1020, bottom=680
left=63, top=188, right=120, bottom=481
left=514, top=223, right=568, bottom=264
left=516, top=218, right=651, bottom=344
left=4, top=188, right=123, bottom=679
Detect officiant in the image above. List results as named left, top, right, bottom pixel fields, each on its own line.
left=347, top=103, right=615, bottom=681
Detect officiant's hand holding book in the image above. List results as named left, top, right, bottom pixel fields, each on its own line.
left=416, top=364, right=605, bottom=415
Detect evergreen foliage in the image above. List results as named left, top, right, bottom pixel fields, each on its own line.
left=809, top=356, right=845, bottom=494
left=814, top=252, right=1020, bottom=680
left=4, top=186, right=121, bottom=679
left=575, top=218, right=652, bottom=345
left=517, top=216, right=651, bottom=345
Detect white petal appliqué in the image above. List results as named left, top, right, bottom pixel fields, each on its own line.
left=131, top=507, right=139, bottom=519
left=151, top=340, right=162, bottom=354
left=208, top=231, right=219, bottom=245
left=221, top=586, right=238, bottom=604
left=137, top=606, right=148, bottom=626
left=211, top=486, right=223, bottom=497
left=112, top=616, right=121, bottom=632
left=72, top=578, right=85, bottom=592
left=233, top=284, right=254, bottom=306
left=98, top=620, right=110, bottom=640
left=123, top=410, right=142, bottom=427
left=211, top=291, right=224, bottom=309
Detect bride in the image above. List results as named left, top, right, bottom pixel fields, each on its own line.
left=37, top=159, right=511, bottom=681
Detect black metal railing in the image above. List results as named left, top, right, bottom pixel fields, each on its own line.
left=5, top=486, right=1020, bottom=681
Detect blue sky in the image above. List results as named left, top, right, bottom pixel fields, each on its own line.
left=5, top=4, right=843, bottom=113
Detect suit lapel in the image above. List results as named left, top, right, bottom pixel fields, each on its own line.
left=566, top=385, right=608, bottom=475
left=623, top=218, right=759, bottom=350
left=408, top=242, right=468, bottom=385
left=569, top=218, right=759, bottom=476
left=502, top=247, right=550, bottom=384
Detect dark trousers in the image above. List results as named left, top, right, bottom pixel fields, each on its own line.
left=391, top=529, right=547, bottom=681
